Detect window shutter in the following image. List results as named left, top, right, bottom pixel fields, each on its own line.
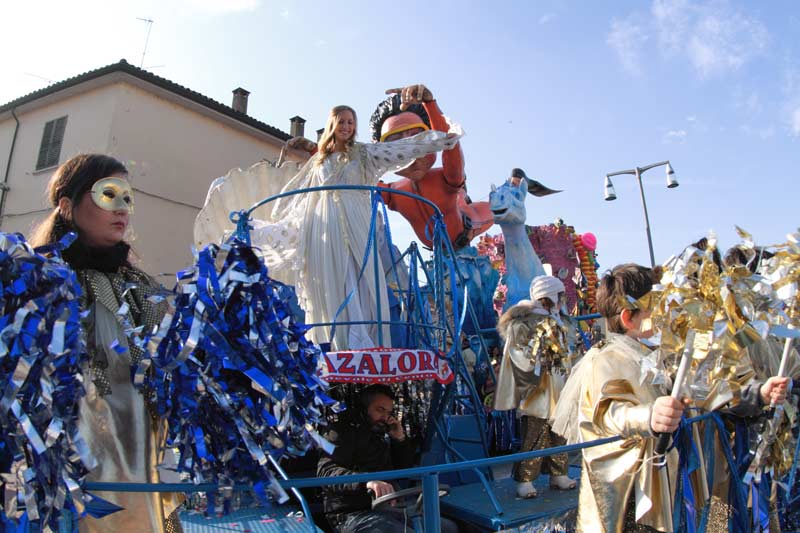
left=36, top=120, right=55, bottom=170
left=47, top=116, right=67, bottom=167
left=36, top=116, right=68, bottom=170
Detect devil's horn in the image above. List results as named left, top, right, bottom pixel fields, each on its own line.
left=527, top=179, right=562, bottom=197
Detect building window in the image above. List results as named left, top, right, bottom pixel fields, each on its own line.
left=36, top=116, right=68, bottom=171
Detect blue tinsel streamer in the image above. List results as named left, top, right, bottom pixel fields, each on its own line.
left=670, top=417, right=699, bottom=533
left=0, top=232, right=98, bottom=531
left=136, top=239, right=340, bottom=498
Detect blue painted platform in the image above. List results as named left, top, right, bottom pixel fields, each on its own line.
left=180, top=507, right=323, bottom=533
left=440, top=466, right=580, bottom=531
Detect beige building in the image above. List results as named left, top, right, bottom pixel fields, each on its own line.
left=0, top=59, right=309, bottom=277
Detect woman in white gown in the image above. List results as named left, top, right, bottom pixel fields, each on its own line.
left=246, top=104, right=459, bottom=350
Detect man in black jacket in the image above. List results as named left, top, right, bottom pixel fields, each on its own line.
left=318, top=384, right=458, bottom=532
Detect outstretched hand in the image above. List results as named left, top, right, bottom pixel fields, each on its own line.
left=287, top=136, right=316, bottom=153
left=386, top=84, right=433, bottom=110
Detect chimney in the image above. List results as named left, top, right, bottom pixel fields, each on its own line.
left=316, top=128, right=325, bottom=141
left=232, top=87, right=250, bottom=114
left=289, top=116, right=306, bottom=138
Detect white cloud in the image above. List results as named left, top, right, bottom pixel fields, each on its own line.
left=651, top=0, right=691, bottom=55
left=609, top=0, right=769, bottom=78
left=184, top=0, right=260, bottom=14
left=607, top=15, right=648, bottom=76
left=732, top=87, right=762, bottom=115
left=686, top=115, right=697, bottom=122
left=539, top=13, right=556, bottom=25
left=739, top=125, right=775, bottom=140
left=686, top=12, right=768, bottom=78
left=664, top=129, right=687, bottom=143
left=280, top=7, right=289, bottom=19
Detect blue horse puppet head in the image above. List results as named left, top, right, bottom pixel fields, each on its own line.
left=488, top=173, right=546, bottom=310
left=489, top=178, right=528, bottom=227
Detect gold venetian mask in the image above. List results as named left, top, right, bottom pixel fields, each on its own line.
left=90, top=177, right=134, bottom=213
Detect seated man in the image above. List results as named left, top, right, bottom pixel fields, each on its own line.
left=318, top=384, right=458, bottom=532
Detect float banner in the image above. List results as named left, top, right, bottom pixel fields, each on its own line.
left=322, top=348, right=454, bottom=385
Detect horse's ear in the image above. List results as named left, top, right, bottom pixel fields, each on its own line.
left=490, top=184, right=497, bottom=192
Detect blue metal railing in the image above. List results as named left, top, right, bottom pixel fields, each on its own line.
left=84, top=414, right=738, bottom=532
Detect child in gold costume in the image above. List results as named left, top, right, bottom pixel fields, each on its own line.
left=494, top=276, right=577, bottom=499
left=551, top=264, right=686, bottom=533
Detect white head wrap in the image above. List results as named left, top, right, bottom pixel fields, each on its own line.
left=529, top=275, right=565, bottom=307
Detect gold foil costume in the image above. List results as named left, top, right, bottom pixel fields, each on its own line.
left=76, top=267, right=182, bottom=533
left=552, top=333, right=681, bottom=533
left=494, top=302, right=570, bottom=481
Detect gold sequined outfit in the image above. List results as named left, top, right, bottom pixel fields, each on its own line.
left=513, top=415, right=568, bottom=481
left=622, top=494, right=661, bottom=532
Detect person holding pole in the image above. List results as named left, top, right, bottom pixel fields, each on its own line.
left=551, top=264, right=686, bottom=533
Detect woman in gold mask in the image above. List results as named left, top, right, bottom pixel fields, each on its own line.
left=31, top=154, right=182, bottom=533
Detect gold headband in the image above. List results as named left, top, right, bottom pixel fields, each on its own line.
left=380, top=122, right=430, bottom=142
left=619, top=291, right=656, bottom=312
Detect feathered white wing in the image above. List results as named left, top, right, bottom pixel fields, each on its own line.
left=194, top=158, right=304, bottom=249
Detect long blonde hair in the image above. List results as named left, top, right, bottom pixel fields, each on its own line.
left=316, top=105, right=357, bottom=164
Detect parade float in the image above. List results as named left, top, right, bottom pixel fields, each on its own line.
left=2, top=170, right=799, bottom=533
left=0, top=92, right=798, bottom=533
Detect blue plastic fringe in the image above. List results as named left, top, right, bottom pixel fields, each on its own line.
left=0, top=232, right=98, bottom=531
left=136, top=239, right=340, bottom=501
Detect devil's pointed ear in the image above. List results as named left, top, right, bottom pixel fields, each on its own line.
left=490, top=184, right=497, bottom=193
left=527, top=178, right=562, bottom=197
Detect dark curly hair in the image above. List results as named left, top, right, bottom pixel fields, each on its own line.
left=369, top=93, right=431, bottom=142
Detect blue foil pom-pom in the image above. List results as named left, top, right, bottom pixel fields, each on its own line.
left=137, top=239, right=339, bottom=498
left=0, top=232, right=97, bottom=530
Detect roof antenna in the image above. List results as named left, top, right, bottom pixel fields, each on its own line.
left=23, top=73, right=55, bottom=85
left=137, top=17, right=154, bottom=68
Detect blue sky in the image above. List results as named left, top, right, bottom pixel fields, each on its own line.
left=3, top=0, right=799, bottom=269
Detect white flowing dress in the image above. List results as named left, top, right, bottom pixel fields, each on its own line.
left=196, top=129, right=460, bottom=350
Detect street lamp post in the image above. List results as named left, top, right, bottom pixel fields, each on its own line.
left=604, top=161, right=678, bottom=267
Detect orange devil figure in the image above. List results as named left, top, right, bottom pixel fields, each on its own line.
left=369, top=85, right=493, bottom=249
